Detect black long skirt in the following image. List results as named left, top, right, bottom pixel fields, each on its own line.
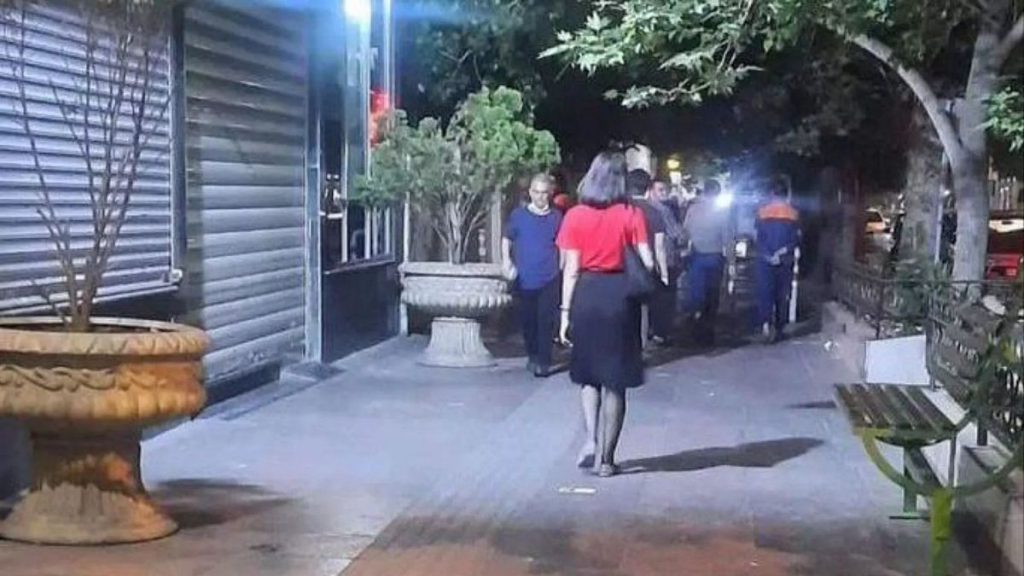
left=569, top=271, right=644, bottom=390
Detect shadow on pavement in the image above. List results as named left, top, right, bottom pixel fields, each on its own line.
left=618, top=437, right=825, bottom=474
left=150, top=478, right=292, bottom=530
left=787, top=400, right=838, bottom=410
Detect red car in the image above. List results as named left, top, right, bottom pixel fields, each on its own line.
left=986, top=212, right=1024, bottom=280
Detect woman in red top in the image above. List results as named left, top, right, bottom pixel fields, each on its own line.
left=557, top=151, right=655, bottom=477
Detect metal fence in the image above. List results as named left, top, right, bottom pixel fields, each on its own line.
left=833, top=261, right=1023, bottom=338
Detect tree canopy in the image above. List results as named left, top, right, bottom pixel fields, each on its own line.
left=398, top=0, right=571, bottom=119
left=546, top=0, right=1024, bottom=280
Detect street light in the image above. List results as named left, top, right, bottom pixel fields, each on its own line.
left=714, top=192, right=734, bottom=210
left=344, top=0, right=371, bottom=23
left=666, top=158, right=681, bottom=171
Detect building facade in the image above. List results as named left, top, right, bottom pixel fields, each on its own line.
left=0, top=0, right=401, bottom=495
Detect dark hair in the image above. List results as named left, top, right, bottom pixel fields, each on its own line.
left=703, top=178, right=721, bottom=196
left=578, top=151, right=627, bottom=207
left=625, top=169, right=652, bottom=197
left=770, top=177, right=787, bottom=197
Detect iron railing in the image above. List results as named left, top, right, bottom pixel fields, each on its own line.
left=834, top=261, right=1023, bottom=338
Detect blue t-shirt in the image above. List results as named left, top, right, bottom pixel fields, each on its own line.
left=504, top=207, right=562, bottom=290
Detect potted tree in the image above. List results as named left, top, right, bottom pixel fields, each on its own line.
left=355, top=87, right=559, bottom=367
left=0, top=1, right=208, bottom=544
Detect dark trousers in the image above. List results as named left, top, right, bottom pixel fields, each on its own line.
left=649, top=267, right=679, bottom=339
left=518, top=277, right=559, bottom=368
left=687, top=253, right=724, bottom=342
left=755, top=259, right=794, bottom=331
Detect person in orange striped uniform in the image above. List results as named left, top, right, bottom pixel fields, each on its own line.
left=755, top=178, right=800, bottom=343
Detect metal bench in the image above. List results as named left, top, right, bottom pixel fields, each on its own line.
left=835, top=296, right=1023, bottom=576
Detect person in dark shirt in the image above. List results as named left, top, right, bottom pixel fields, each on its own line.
left=627, top=169, right=676, bottom=344
left=503, top=174, right=563, bottom=377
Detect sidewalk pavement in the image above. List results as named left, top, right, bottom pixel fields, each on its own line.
left=0, top=329, right=984, bottom=575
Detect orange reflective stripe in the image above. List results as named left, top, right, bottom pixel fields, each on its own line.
left=758, top=202, right=798, bottom=221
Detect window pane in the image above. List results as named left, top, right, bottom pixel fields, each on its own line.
left=348, top=203, right=368, bottom=261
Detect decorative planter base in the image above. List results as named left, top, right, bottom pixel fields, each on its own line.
left=0, top=317, right=208, bottom=545
left=400, top=262, right=512, bottom=369
left=421, top=317, right=495, bottom=368
left=0, top=434, right=176, bottom=545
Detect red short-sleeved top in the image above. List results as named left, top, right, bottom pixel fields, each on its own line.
left=556, top=203, right=648, bottom=272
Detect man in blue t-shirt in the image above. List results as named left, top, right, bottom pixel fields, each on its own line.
left=502, top=173, right=563, bottom=377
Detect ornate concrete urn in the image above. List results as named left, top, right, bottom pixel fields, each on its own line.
left=401, top=262, right=512, bottom=367
left=0, top=317, right=208, bottom=545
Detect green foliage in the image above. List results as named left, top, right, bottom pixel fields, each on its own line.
left=771, top=48, right=876, bottom=156
left=401, top=0, right=569, bottom=117
left=354, top=87, right=560, bottom=263
left=543, top=0, right=978, bottom=109
left=890, top=258, right=952, bottom=331
left=986, top=87, right=1024, bottom=152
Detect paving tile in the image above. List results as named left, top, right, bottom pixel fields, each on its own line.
left=0, top=313, right=985, bottom=576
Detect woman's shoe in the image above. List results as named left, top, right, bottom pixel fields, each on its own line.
left=576, top=442, right=596, bottom=468
left=597, top=463, right=620, bottom=478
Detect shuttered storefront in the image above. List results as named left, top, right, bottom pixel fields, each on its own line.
left=0, top=3, right=173, bottom=314
left=183, top=2, right=307, bottom=380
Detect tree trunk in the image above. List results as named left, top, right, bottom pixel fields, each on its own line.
left=447, top=202, right=464, bottom=264
left=410, top=206, right=436, bottom=261
left=951, top=160, right=990, bottom=282
left=847, top=0, right=1020, bottom=280
left=899, top=107, right=944, bottom=265
left=838, top=167, right=861, bottom=266
left=947, top=0, right=1008, bottom=281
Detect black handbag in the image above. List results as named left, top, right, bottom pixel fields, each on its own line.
left=624, top=206, right=658, bottom=300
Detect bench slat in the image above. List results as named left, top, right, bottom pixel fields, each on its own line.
left=928, top=356, right=974, bottom=403
left=937, top=340, right=981, bottom=380
left=937, top=338, right=978, bottom=379
left=835, top=385, right=871, bottom=430
left=957, top=304, right=1002, bottom=333
left=904, top=386, right=957, bottom=434
left=892, top=383, right=954, bottom=432
left=941, top=323, right=988, bottom=354
left=852, top=383, right=894, bottom=429
left=905, top=447, right=942, bottom=493
left=869, top=385, right=913, bottom=429
left=884, top=385, right=941, bottom=433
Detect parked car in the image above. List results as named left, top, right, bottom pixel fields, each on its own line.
left=986, top=212, right=1024, bottom=280
left=865, top=209, right=889, bottom=234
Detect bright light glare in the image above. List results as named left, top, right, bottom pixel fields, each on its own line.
left=666, top=158, right=681, bottom=171
left=344, top=0, right=371, bottom=23
left=735, top=239, right=748, bottom=258
left=715, top=193, right=734, bottom=209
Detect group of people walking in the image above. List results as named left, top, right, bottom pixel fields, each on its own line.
left=501, top=150, right=800, bottom=476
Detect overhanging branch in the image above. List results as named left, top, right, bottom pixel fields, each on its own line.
left=995, top=13, right=1024, bottom=64
left=848, top=33, right=966, bottom=168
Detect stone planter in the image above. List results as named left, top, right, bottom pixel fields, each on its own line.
left=401, top=262, right=512, bottom=367
left=0, top=317, right=208, bottom=545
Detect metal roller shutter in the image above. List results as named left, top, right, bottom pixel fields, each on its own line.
left=183, top=2, right=307, bottom=380
left=0, top=2, right=173, bottom=314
